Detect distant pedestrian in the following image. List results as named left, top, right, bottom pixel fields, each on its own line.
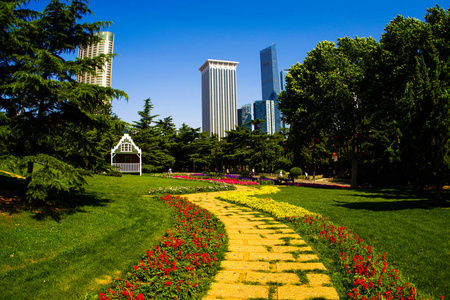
left=252, top=168, right=255, bottom=176
left=305, top=172, right=308, bottom=180
left=313, top=172, right=315, bottom=181
left=168, top=168, right=172, bottom=176
left=280, top=170, right=283, bottom=177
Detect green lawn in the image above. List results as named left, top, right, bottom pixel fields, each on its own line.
left=265, top=186, right=449, bottom=298
left=0, top=173, right=219, bottom=299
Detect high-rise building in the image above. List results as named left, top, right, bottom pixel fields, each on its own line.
left=253, top=100, right=275, bottom=134
left=77, top=31, right=114, bottom=87
left=199, top=59, right=238, bottom=140
left=238, top=104, right=252, bottom=130
left=260, top=44, right=282, bottom=132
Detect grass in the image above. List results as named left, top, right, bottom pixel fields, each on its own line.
left=264, top=185, right=450, bottom=298
left=0, top=172, right=221, bottom=299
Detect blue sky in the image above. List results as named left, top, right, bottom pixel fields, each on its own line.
left=35, top=0, right=449, bottom=129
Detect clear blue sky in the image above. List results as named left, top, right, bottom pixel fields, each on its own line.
left=36, top=0, right=449, bottom=129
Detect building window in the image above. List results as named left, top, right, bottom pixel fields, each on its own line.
left=121, top=143, right=131, bottom=152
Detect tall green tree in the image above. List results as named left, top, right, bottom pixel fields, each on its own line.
left=131, top=98, right=174, bottom=172
left=133, top=97, right=158, bottom=130
left=0, top=0, right=127, bottom=202
left=378, top=6, right=450, bottom=197
left=278, top=37, right=380, bottom=187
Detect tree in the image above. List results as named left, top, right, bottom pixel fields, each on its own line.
left=133, top=98, right=159, bottom=130
left=278, top=37, right=380, bottom=187
left=378, top=6, right=450, bottom=198
left=0, top=0, right=127, bottom=202
left=132, top=98, right=174, bottom=172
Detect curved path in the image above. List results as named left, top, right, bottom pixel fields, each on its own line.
left=185, top=185, right=339, bottom=300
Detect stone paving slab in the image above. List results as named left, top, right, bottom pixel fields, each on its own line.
left=247, top=238, right=285, bottom=246
left=206, top=283, right=269, bottom=299
left=245, top=271, right=300, bottom=284
left=221, top=260, right=271, bottom=271
left=276, top=262, right=327, bottom=272
left=307, top=273, right=333, bottom=286
left=278, top=285, right=340, bottom=300
left=185, top=186, right=339, bottom=300
left=248, top=252, right=295, bottom=261
left=271, top=245, right=313, bottom=253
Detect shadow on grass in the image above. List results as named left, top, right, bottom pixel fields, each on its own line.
left=0, top=173, right=110, bottom=222
left=333, top=188, right=449, bottom=211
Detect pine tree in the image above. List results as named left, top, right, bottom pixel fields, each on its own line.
left=0, top=0, right=127, bottom=202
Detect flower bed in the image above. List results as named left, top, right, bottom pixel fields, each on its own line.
left=96, top=195, right=227, bottom=300
left=218, top=186, right=427, bottom=300
left=148, top=182, right=235, bottom=195
left=173, top=175, right=258, bottom=186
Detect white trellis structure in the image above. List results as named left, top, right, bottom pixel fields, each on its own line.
left=111, top=134, right=142, bottom=176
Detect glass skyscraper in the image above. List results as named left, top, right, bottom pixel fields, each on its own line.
left=260, top=44, right=282, bottom=133
left=237, top=104, right=252, bottom=130
left=199, top=59, right=238, bottom=140
left=253, top=100, right=275, bottom=134
left=77, top=31, right=114, bottom=88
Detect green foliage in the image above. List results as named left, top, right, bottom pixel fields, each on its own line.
left=21, top=154, right=87, bottom=202
left=289, top=167, right=302, bottom=182
left=279, top=6, right=450, bottom=195
left=0, top=0, right=127, bottom=203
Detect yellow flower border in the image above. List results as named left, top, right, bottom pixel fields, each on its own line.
left=218, top=186, right=321, bottom=220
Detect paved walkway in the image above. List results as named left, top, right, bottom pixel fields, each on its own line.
left=186, top=186, right=339, bottom=300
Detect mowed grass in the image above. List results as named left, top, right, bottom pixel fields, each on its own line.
left=0, top=173, right=218, bottom=299
left=266, top=186, right=449, bottom=298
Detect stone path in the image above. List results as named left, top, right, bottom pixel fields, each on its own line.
left=186, top=185, right=339, bottom=300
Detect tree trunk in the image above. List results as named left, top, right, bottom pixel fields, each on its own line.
left=351, top=159, right=358, bottom=188
left=26, top=161, right=34, bottom=186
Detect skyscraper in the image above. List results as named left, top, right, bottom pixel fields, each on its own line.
left=238, top=104, right=252, bottom=130
left=260, top=44, right=282, bottom=132
left=77, top=31, right=114, bottom=87
left=199, top=59, right=238, bottom=140
left=253, top=100, right=275, bottom=134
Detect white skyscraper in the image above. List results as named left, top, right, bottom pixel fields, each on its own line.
left=199, top=59, right=238, bottom=140
left=77, top=31, right=114, bottom=87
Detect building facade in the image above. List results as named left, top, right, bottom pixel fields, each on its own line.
left=260, top=44, right=283, bottom=133
left=237, top=104, right=252, bottom=130
left=199, top=59, right=238, bottom=140
left=77, top=31, right=114, bottom=87
left=253, top=100, right=275, bottom=134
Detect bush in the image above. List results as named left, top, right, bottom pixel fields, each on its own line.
left=289, top=167, right=302, bottom=182
left=142, top=164, right=158, bottom=173
left=106, top=170, right=122, bottom=177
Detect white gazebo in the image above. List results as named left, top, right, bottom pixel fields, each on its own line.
left=110, top=134, right=142, bottom=176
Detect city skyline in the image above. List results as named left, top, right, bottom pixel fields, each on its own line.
left=28, top=0, right=445, bottom=130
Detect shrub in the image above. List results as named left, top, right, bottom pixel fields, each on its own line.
left=289, top=167, right=302, bottom=182
left=142, top=164, right=158, bottom=173
left=106, top=170, right=123, bottom=177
